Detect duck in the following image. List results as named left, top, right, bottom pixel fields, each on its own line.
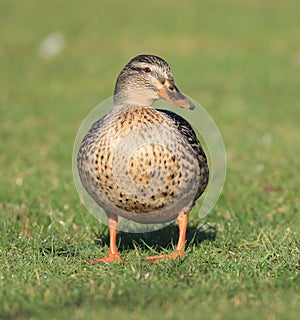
left=77, top=54, right=209, bottom=263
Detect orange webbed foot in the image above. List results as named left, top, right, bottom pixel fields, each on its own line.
left=89, top=254, right=122, bottom=264
left=146, top=213, right=188, bottom=263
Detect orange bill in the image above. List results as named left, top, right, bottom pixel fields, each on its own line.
left=157, top=81, right=195, bottom=110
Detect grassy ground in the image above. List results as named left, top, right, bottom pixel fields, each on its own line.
left=0, top=0, right=299, bottom=319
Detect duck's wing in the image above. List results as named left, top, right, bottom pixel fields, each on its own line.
left=157, top=109, right=209, bottom=201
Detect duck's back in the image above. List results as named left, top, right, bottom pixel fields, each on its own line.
left=77, top=106, right=208, bottom=224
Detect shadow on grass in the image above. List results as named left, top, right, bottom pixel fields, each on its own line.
left=92, top=222, right=217, bottom=253
left=39, top=223, right=217, bottom=258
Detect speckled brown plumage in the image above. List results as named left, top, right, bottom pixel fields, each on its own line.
left=76, top=54, right=209, bottom=263
left=77, top=105, right=208, bottom=224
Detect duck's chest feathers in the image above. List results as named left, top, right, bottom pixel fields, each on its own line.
left=78, top=107, right=203, bottom=223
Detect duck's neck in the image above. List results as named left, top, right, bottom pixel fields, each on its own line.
left=114, top=81, right=158, bottom=107
left=113, top=91, right=156, bottom=107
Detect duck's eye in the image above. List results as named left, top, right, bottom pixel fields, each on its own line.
left=143, top=67, right=151, bottom=73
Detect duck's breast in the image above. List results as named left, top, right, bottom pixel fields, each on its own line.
left=77, top=107, right=208, bottom=224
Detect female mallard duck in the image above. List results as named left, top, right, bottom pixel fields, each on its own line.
left=77, top=54, right=209, bottom=263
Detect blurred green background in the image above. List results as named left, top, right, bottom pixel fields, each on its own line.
left=0, top=0, right=299, bottom=319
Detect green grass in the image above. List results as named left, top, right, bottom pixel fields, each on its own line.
left=0, top=0, right=299, bottom=319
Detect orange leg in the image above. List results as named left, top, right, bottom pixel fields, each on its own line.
left=146, top=213, right=188, bottom=263
left=89, top=213, right=122, bottom=264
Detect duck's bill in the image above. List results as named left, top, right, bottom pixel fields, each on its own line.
left=157, top=85, right=195, bottom=110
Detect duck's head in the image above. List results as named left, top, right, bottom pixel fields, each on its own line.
left=114, top=54, right=195, bottom=110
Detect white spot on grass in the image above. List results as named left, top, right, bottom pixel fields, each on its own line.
left=256, top=163, right=264, bottom=173
left=59, top=220, right=66, bottom=227
left=260, top=132, right=273, bottom=146
left=16, top=178, right=23, bottom=186
left=38, top=32, right=66, bottom=59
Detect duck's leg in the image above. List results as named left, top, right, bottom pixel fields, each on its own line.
left=89, top=213, right=122, bottom=264
left=146, top=213, right=187, bottom=263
